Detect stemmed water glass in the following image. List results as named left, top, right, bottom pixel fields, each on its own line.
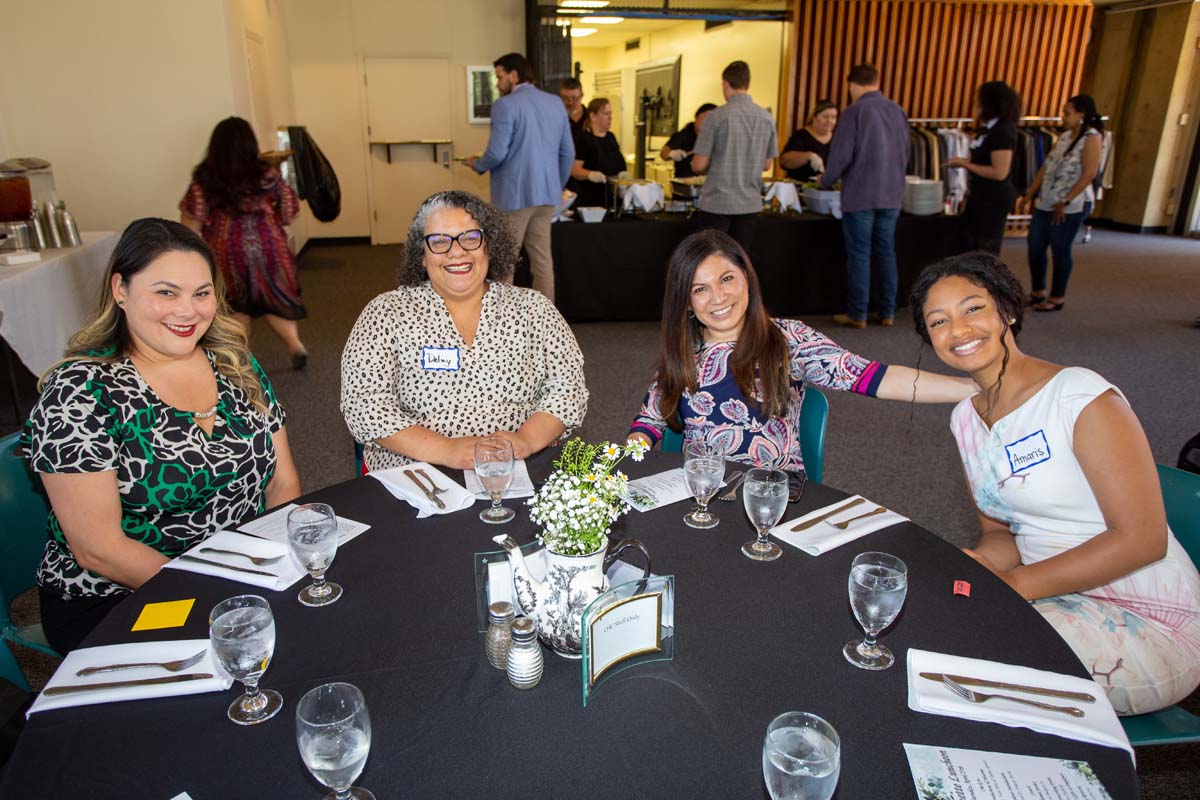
left=762, top=712, right=841, bottom=800
left=296, top=682, right=375, bottom=800
left=287, top=503, right=343, bottom=607
left=741, top=468, right=788, bottom=561
left=474, top=437, right=516, bottom=524
left=682, top=440, right=724, bottom=529
left=844, top=551, right=908, bottom=670
left=210, top=594, right=282, bottom=725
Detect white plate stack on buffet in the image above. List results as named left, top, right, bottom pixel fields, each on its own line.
left=903, top=177, right=944, bottom=216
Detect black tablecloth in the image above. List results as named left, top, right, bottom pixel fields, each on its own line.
left=0, top=452, right=1137, bottom=799
left=547, top=212, right=965, bottom=323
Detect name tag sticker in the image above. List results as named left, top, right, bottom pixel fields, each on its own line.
left=421, top=347, right=460, bottom=371
left=1005, top=429, right=1051, bottom=473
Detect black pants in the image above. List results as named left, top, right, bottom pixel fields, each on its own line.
left=961, top=181, right=1015, bottom=255
left=39, top=588, right=125, bottom=654
left=690, top=210, right=759, bottom=253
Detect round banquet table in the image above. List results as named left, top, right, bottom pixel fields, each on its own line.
left=0, top=451, right=1139, bottom=799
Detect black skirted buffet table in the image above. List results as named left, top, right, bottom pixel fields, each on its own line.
left=545, top=212, right=965, bottom=323
left=0, top=451, right=1137, bottom=799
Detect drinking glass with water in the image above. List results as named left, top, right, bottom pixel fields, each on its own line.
left=287, top=503, right=343, bottom=607
left=741, top=468, right=788, bottom=561
left=296, top=682, right=375, bottom=800
left=763, top=711, right=841, bottom=800
left=682, top=440, right=725, bottom=529
left=474, top=437, right=516, bottom=524
left=210, top=594, right=282, bottom=725
left=843, top=551, right=908, bottom=670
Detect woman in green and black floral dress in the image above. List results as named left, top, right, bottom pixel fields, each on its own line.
left=23, top=218, right=301, bottom=653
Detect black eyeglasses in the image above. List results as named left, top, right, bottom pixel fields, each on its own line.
left=424, top=229, right=484, bottom=254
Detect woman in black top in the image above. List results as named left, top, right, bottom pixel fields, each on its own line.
left=780, top=100, right=837, bottom=182
left=569, top=98, right=626, bottom=209
left=948, top=81, right=1021, bottom=254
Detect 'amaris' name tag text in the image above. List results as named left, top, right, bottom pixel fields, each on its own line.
left=1005, top=429, right=1051, bottom=473
left=422, top=347, right=460, bottom=371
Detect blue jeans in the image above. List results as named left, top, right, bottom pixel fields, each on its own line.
left=1027, top=202, right=1092, bottom=298
left=841, top=208, right=900, bottom=320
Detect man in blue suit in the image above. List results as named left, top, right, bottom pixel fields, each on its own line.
left=467, top=53, right=574, bottom=301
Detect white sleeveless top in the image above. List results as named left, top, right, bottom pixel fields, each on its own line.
left=950, top=367, right=1200, bottom=657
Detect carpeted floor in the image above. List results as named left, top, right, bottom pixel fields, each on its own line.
left=7, top=227, right=1200, bottom=795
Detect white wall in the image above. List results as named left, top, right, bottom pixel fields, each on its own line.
left=0, top=1, right=240, bottom=234
left=282, top=0, right=524, bottom=239
left=574, top=21, right=784, bottom=154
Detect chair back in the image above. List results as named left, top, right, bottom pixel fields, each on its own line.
left=0, top=433, right=50, bottom=630
left=0, top=637, right=30, bottom=693
left=657, top=388, right=829, bottom=484
left=1158, top=463, right=1200, bottom=565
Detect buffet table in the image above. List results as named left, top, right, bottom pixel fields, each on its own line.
left=547, top=212, right=963, bottom=323
left=0, top=232, right=117, bottom=375
left=0, top=452, right=1137, bottom=799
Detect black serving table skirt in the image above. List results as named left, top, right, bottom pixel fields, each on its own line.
left=0, top=452, right=1137, bottom=799
left=549, top=212, right=965, bottom=323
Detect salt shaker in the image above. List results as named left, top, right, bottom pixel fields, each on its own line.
left=505, top=616, right=543, bottom=690
left=28, top=202, right=47, bottom=250
left=484, top=601, right=515, bottom=670
left=42, top=200, right=62, bottom=248
left=56, top=201, right=81, bottom=247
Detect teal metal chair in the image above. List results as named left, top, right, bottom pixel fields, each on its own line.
left=0, top=432, right=60, bottom=662
left=1118, top=463, right=1200, bottom=746
left=660, top=387, right=829, bottom=484
left=354, top=441, right=366, bottom=476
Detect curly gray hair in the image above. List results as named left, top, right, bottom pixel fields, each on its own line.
left=399, top=190, right=519, bottom=286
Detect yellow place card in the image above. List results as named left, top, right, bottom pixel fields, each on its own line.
left=131, top=599, right=196, bottom=632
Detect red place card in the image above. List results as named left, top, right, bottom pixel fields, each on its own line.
left=953, top=580, right=972, bottom=597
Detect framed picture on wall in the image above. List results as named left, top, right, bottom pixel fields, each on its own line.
left=467, top=66, right=499, bottom=124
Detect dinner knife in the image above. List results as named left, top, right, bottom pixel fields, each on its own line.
left=404, top=469, right=446, bottom=510
left=790, top=497, right=865, bottom=532
left=44, top=673, right=215, bottom=696
left=919, top=672, right=1097, bottom=703
left=177, top=554, right=278, bottom=578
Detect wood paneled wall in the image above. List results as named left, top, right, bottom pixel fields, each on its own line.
left=784, top=0, right=1094, bottom=129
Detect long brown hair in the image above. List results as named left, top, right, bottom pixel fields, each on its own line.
left=42, top=218, right=267, bottom=413
left=582, top=98, right=610, bottom=134
left=653, top=230, right=791, bottom=431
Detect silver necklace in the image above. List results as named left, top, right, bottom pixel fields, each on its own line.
left=191, top=403, right=219, bottom=419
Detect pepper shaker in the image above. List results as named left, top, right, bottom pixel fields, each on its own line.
left=484, top=601, right=515, bottom=670
left=56, top=201, right=81, bottom=247
left=505, top=616, right=543, bottom=690
left=42, top=200, right=62, bottom=248
left=28, top=201, right=47, bottom=250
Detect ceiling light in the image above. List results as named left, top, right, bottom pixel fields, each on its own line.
left=580, top=16, right=624, bottom=23
left=560, top=0, right=609, bottom=8
left=570, top=27, right=598, bottom=37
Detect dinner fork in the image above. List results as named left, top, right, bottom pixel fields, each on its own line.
left=942, top=676, right=1085, bottom=718
left=416, top=468, right=447, bottom=495
left=198, top=547, right=284, bottom=566
left=717, top=471, right=746, bottom=501
left=830, top=506, right=887, bottom=530
left=75, top=649, right=208, bottom=678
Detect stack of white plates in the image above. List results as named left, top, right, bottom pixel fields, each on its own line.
left=903, top=177, right=943, bottom=216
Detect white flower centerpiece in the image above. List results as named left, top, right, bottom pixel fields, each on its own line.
left=527, top=437, right=649, bottom=556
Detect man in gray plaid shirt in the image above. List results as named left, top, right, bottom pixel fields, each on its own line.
left=689, top=60, right=778, bottom=252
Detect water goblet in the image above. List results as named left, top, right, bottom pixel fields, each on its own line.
left=474, top=437, right=516, bottom=524
left=287, top=503, right=343, bottom=607
left=741, top=468, right=787, bottom=561
left=296, top=682, right=376, bottom=800
left=210, top=594, right=282, bottom=725
left=762, top=712, right=841, bottom=800
left=843, top=551, right=908, bottom=670
left=682, top=441, right=724, bottom=529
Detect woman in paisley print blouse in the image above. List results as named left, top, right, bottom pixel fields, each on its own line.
left=627, top=230, right=975, bottom=475
left=24, top=219, right=301, bottom=653
left=341, top=191, right=587, bottom=472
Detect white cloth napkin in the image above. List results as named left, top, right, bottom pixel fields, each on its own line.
left=765, top=181, right=803, bottom=213
left=464, top=458, right=535, bottom=499
left=907, top=648, right=1132, bottom=757
left=769, top=495, right=908, bottom=555
left=162, top=529, right=306, bottom=590
left=369, top=462, right=476, bottom=517
left=28, top=638, right=233, bottom=717
left=621, top=182, right=665, bottom=213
